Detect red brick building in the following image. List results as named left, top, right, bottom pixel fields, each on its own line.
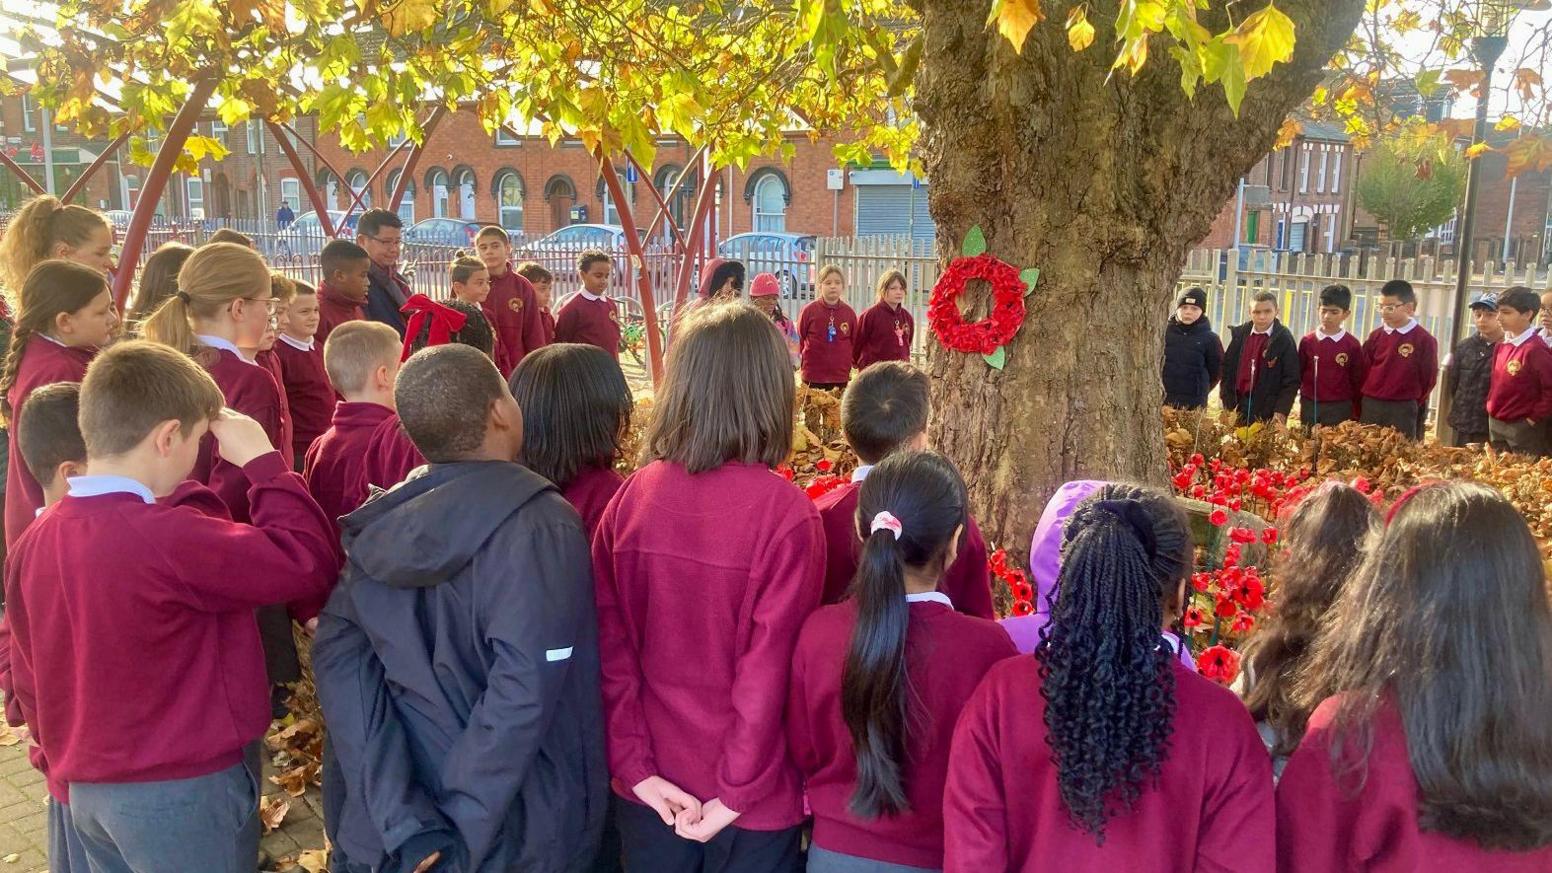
left=1197, top=119, right=1356, bottom=253
left=0, top=93, right=126, bottom=212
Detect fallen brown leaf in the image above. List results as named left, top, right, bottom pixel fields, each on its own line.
left=259, top=794, right=291, bottom=833
left=296, top=848, right=329, bottom=872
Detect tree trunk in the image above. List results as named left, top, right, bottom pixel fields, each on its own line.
left=915, top=0, right=1363, bottom=563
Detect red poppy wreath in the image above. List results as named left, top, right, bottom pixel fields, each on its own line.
left=927, top=225, right=1039, bottom=369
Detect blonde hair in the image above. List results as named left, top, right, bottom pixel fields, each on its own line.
left=817, top=264, right=846, bottom=286
left=449, top=253, right=487, bottom=286
left=0, top=195, right=109, bottom=294
left=142, top=242, right=269, bottom=356
left=128, top=242, right=196, bottom=329
left=875, top=269, right=907, bottom=301
left=270, top=272, right=297, bottom=305
left=324, top=320, right=400, bottom=394
left=0, top=260, right=110, bottom=425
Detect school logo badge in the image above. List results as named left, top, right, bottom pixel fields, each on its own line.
left=508, top=298, right=523, bottom=313
left=1398, top=343, right=1414, bottom=358
left=1335, top=352, right=1350, bottom=367
left=839, top=321, right=851, bottom=336
left=1508, top=359, right=1524, bottom=376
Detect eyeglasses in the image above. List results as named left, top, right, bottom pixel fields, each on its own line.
left=1378, top=303, right=1408, bottom=312
left=365, top=235, right=403, bottom=248
left=243, top=296, right=281, bottom=315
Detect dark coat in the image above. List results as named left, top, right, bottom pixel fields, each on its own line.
left=1220, top=320, right=1300, bottom=421
left=364, top=264, right=410, bottom=337
left=1445, top=332, right=1496, bottom=436
left=1162, top=316, right=1224, bottom=408
left=314, top=461, right=607, bottom=873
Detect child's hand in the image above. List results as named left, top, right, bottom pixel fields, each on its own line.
left=304, top=617, right=319, bottom=636
left=631, top=776, right=702, bottom=827
left=209, top=408, right=275, bottom=467
left=674, top=797, right=740, bottom=843
left=410, top=851, right=440, bottom=873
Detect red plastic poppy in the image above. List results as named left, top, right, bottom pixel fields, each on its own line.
left=1011, top=599, right=1034, bottom=617
left=927, top=253, right=1028, bottom=354
left=1198, top=645, right=1241, bottom=685
left=1209, top=508, right=1229, bottom=527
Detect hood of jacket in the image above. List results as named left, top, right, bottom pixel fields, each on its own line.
left=341, top=460, right=554, bottom=588
left=1169, top=315, right=1214, bottom=336
left=697, top=257, right=745, bottom=299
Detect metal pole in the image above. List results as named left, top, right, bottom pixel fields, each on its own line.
left=1451, top=34, right=1507, bottom=348
left=1502, top=174, right=1518, bottom=262
left=40, top=107, right=56, bottom=195
left=62, top=133, right=129, bottom=203
left=1232, top=176, right=1246, bottom=254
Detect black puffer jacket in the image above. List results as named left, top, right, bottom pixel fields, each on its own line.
left=1162, top=316, right=1224, bottom=408
left=1220, top=320, right=1301, bottom=422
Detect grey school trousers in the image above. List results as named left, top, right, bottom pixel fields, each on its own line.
left=1360, top=397, right=1422, bottom=440
left=66, top=761, right=259, bottom=873
left=1489, top=416, right=1548, bottom=456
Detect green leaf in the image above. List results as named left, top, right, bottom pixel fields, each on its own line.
left=962, top=225, right=987, bottom=257
left=1020, top=267, right=1040, bottom=295
left=983, top=346, right=1007, bottom=369
left=1201, top=38, right=1246, bottom=115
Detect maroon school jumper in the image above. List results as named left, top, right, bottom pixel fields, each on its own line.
left=1362, top=321, right=1439, bottom=405
left=256, top=349, right=296, bottom=469
left=788, top=597, right=1016, bottom=868
left=275, top=335, right=335, bottom=461
left=1298, top=330, right=1366, bottom=416
left=304, top=401, right=394, bottom=534
left=3, top=335, right=94, bottom=546
left=1487, top=329, right=1552, bottom=423
left=593, top=460, right=824, bottom=829
left=1, top=454, right=336, bottom=801
left=555, top=293, right=621, bottom=360
left=1277, top=695, right=1552, bottom=872
left=853, top=301, right=914, bottom=370
left=814, top=478, right=995, bottom=619
left=316, top=283, right=366, bottom=346
left=560, top=464, right=624, bottom=538
left=539, top=309, right=556, bottom=346
left=943, top=657, right=1275, bottom=873
left=361, top=412, right=426, bottom=490
left=192, top=341, right=288, bottom=523
left=797, top=299, right=859, bottom=385
left=486, top=264, right=547, bottom=376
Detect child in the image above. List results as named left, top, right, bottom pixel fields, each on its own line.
left=593, top=304, right=823, bottom=867
left=0, top=195, right=114, bottom=291
left=515, top=261, right=556, bottom=346
left=127, top=242, right=196, bottom=330
left=674, top=258, right=746, bottom=330
left=474, top=227, right=546, bottom=374
left=1219, top=291, right=1299, bottom=425
left=449, top=252, right=509, bottom=372
left=361, top=297, right=496, bottom=490
left=1485, top=285, right=1552, bottom=455
left=316, top=240, right=372, bottom=345
left=943, top=485, right=1274, bottom=873
left=2, top=260, right=118, bottom=545
left=313, top=344, right=606, bottom=873
left=1539, top=290, right=1552, bottom=346
left=1444, top=293, right=1502, bottom=447
left=509, top=342, right=632, bottom=536
left=252, top=274, right=297, bottom=469
left=304, top=321, right=401, bottom=531
left=555, top=249, right=621, bottom=360
left=1279, top=483, right=1552, bottom=871
left=749, top=272, right=800, bottom=367
left=1161, top=286, right=1223, bottom=409
left=1359, top=279, right=1438, bottom=440
left=1239, top=482, right=1377, bottom=778
left=3, top=340, right=336, bottom=872
left=788, top=450, right=1016, bottom=871
left=1297, top=284, right=1366, bottom=428
left=275, top=280, right=335, bottom=465
left=853, top=268, right=914, bottom=369
left=797, top=264, right=858, bottom=390
left=816, top=361, right=995, bottom=619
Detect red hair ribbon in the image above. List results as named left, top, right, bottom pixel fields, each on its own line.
left=399, top=294, right=468, bottom=361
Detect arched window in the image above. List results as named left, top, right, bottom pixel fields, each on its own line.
left=426, top=168, right=450, bottom=218
left=493, top=170, right=524, bottom=233
left=454, top=167, right=477, bottom=220
left=345, top=168, right=371, bottom=211
left=385, top=169, right=415, bottom=224
left=597, top=173, right=631, bottom=226
left=654, top=164, right=693, bottom=234
left=747, top=169, right=789, bottom=233
left=317, top=170, right=341, bottom=210
left=544, top=175, right=577, bottom=229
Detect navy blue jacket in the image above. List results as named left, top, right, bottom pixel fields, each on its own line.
left=1162, top=315, right=1224, bottom=408
left=314, top=461, right=607, bottom=873
left=1219, top=320, right=1300, bottom=421
left=364, top=263, right=410, bottom=337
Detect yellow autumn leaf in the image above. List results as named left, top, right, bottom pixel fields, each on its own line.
left=1496, top=116, right=1521, bottom=133
left=1273, top=116, right=1301, bottom=150
left=988, top=0, right=1044, bottom=53
left=1227, top=3, right=1295, bottom=81
left=1066, top=7, right=1095, bottom=52
left=381, top=0, right=438, bottom=36
left=1464, top=141, right=1490, bottom=159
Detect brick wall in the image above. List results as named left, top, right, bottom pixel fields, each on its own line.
left=1197, top=135, right=1354, bottom=253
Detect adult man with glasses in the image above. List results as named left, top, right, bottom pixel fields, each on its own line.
left=355, top=209, right=412, bottom=337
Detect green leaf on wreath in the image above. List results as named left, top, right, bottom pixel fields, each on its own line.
left=1020, top=267, right=1040, bottom=296
left=962, top=226, right=987, bottom=257
left=982, top=346, right=1006, bottom=369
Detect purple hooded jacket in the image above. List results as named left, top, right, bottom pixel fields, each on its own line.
left=1000, top=480, right=1197, bottom=671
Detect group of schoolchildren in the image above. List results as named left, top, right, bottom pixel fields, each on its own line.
left=0, top=192, right=1546, bottom=873
left=1164, top=278, right=1552, bottom=454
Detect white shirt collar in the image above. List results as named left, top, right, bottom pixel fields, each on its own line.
left=905, top=591, right=953, bottom=608
left=1161, top=630, right=1183, bottom=654
left=1250, top=326, right=1272, bottom=335
left=1383, top=318, right=1418, bottom=335
left=850, top=464, right=874, bottom=483
left=278, top=334, right=314, bottom=352
left=39, top=333, right=67, bottom=347
left=1539, top=328, right=1552, bottom=346
left=196, top=334, right=259, bottom=365
left=1315, top=328, right=1347, bottom=342
left=579, top=290, right=604, bottom=302
left=1508, top=326, right=1539, bottom=348
left=66, top=474, right=154, bottom=504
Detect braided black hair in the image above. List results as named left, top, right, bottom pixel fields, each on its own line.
left=1035, top=483, right=1191, bottom=844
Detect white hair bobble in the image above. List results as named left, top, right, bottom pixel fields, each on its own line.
left=870, top=511, right=903, bottom=540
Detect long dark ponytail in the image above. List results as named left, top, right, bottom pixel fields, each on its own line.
left=842, top=450, right=968, bottom=819
left=1036, top=484, right=1191, bottom=843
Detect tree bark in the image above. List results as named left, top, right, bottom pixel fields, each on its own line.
left=915, top=0, right=1363, bottom=563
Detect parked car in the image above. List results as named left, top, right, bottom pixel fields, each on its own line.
left=270, top=210, right=354, bottom=258
left=404, top=217, right=482, bottom=249
left=717, top=232, right=816, bottom=296
left=525, top=223, right=632, bottom=251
